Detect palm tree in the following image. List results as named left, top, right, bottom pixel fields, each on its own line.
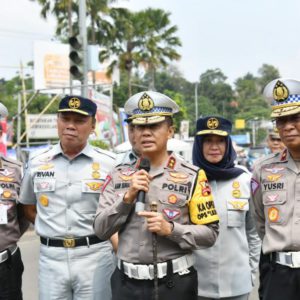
left=138, top=8, right=181, bottom=90
left=99, top=8, right=144, bottom=96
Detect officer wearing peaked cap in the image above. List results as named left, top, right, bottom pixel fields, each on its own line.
left=0, top=102, right=29, bottom=300
left=251, top=79, right=300, bottom=300
left=193, top=116, right=261, bottom=300
left=94, top=91, right=219, bottom=300
left=19, top=95, right=116, bottom=300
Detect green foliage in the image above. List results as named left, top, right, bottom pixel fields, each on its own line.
left=89, top=139, right=110, bottom=150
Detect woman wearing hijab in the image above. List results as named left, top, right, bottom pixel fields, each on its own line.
left=192, top=116, right=261, bottom=300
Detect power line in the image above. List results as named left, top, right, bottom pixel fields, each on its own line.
left=0, top=28, right=54, bottom=39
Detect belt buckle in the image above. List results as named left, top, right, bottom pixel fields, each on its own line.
left=63, top=238, right=75, bottom=248
left=138, top=264, right=152, bottom=280
left=291, top=252, right=300, bottom=268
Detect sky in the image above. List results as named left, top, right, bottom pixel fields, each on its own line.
left=1, top=0, right=300, bottom=86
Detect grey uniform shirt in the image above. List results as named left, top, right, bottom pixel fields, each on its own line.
left=195, top=171, right=261, bottom=298
left=251, top=149, right=300, bottom=253
left=0, top=156, right=28, bottom=251
left=19, top=143, right=115, bottom=238
left=94, top=153, right=219, bottom=264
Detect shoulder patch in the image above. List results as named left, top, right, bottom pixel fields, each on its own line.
left=1, top=156, right=23, bottom=167
left=29, top=146, right=53, bottom=161
left=180, top=161, right=199, bottom=173
left=93, top=147, right=116, bottom=160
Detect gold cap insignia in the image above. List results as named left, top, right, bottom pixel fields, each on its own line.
left=207, top=117, right=219, bottom=129
left=68, top=97, right=81, bottom=109
left=138, top=93, right=154, bottom=111
left=273, top=80, right=289, bottom=102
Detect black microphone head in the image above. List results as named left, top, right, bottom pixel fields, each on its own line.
left=139, top=157, right=151, bottom=172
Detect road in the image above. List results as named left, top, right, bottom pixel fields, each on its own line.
left=19, top=230, right=259, bottom=300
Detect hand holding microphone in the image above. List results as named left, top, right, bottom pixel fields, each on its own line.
left=123, top=157, right=151, bottom=206
left=135, top=158, right=151, bottom=213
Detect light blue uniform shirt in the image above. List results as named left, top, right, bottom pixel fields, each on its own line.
left=20, top=143, right=115, bottom=238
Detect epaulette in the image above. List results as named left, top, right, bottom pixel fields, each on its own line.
left=93, top=147, right=116, bottom=160
left=253, top=151, right=281, bottom=168
left=29, top=146, right=53, bottom=161
left=1, top=155, right=22, bottom=167
left=180, top=160, right=199, bottom=174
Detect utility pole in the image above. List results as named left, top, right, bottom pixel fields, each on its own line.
left=79, top=0, right=88, bottom=97
left=195, top=82, right=198, bottom=122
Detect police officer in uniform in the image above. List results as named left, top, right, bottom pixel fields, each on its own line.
left=94, top=91, right=219, bottom=300
left=251, top=78, right=300, bottom=300
left=19, top=95, right=115, bottom=300
left=193, top=116, right=261, bottom=300
left=266, top=129, right=285, bottom=154
left=0, top=102, right=29, bottom=300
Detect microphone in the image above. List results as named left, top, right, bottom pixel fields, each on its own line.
left=135, top=157, right=151, bottom=213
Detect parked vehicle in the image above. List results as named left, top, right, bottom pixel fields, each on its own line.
left=246, top=146, right=269, bottom=171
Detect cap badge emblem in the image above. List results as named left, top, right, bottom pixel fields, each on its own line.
left=138, top=93, right=154, bottom=111
left=273, top=80, right=289, bottom=102
left=207, top=117, right=219, bottom=129
left=68, top=97, right=81, bottom=109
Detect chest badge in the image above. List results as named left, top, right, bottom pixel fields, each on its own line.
left=168, top=194, right=178, bottom=204
left=268, top=207, right=279, bottom=222
left=86, top=182, right=103, bottom=191
left=39, top=195, right=49, bottom=207
left=38, top=164, right=54, bottom=171
left=162, top=208, right=180, bottom=220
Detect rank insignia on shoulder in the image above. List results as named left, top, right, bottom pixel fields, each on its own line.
left=167, top=157, right=176, bottom=169
left=280, top=149, right=287, bottom=161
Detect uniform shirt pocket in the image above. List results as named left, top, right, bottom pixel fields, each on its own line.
left=227, top=198, right=248, bottom=227
left=158, top=191, right=188, bottom=223
left=262, top=191, right=286, bottom=225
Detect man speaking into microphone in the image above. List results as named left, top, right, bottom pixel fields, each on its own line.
left=94, top=91, right=219, bottom=300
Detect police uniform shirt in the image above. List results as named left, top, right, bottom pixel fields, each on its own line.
left=94, top=153, right=219, bottom=264
left=251, top=149, right=300, bottom=253
left=0, top=156, right=25, bottom=251
left=195, top=171, right=261, bottom=298
left=19, top=143, right=115, bottom=238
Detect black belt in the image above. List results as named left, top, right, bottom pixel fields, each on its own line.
left=40, top=235, right=103, bottom=248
